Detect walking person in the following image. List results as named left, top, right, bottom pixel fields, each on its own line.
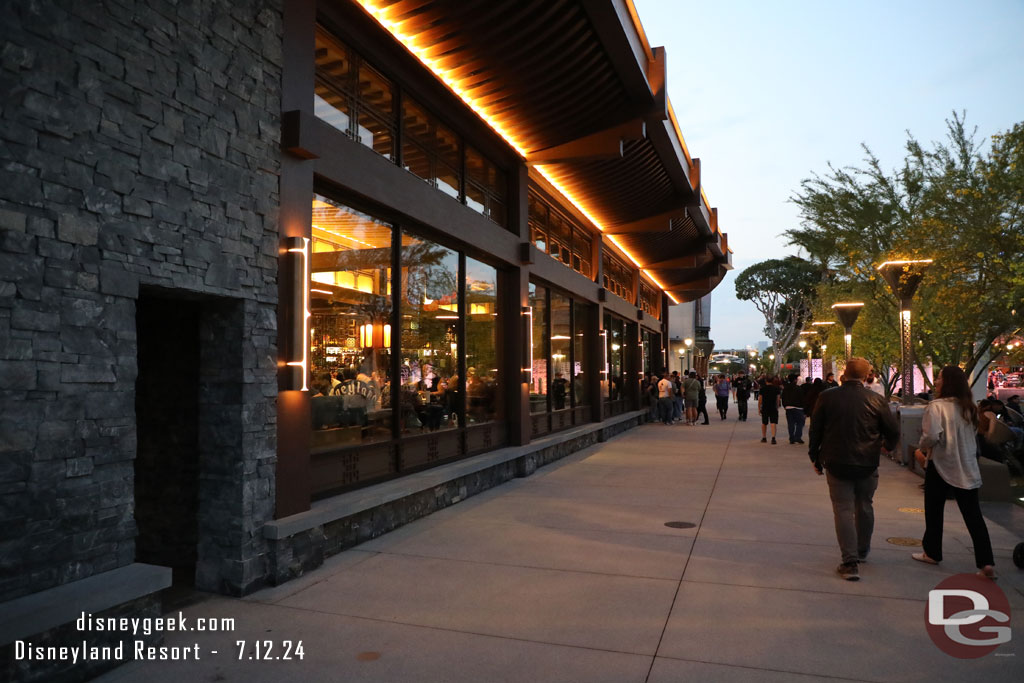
left=656, top=371, right=675, bottom=426
left=714, top=374, right=731, bottom=420
left=758, top=376, right=782, bottom=444
left=697, top=375, right=710, bottom=425
left=808, top=358, right=899, bottom=581
left=911, top=365, right=996, bottom=579
left=734, top=371, right=753, bottom=421
left=782, top=374, right=806, bottom=444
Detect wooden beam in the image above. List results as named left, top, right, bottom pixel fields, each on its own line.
left=603, top=207, right=686, bottom=234
left=643, top=252, right=714, bottom=270
left=527, top=119, right=646, bottom=165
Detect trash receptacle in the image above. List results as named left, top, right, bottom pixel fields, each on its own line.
left=896, top=404, right=926, bottom=475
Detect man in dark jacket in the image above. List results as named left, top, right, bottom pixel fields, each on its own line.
left=809, top=357, right=899, bottom=581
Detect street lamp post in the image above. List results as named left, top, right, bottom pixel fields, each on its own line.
left=811, top=321, right=835, bottom=378
left=831, top=302, right=864, bottom=360
left=684, top=337, right=693, bottom=372
left=877, top=260, right=933, bottom=404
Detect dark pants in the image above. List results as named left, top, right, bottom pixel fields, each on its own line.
left=737, top=398, right=749, bottom=420
left=658, top=397, right=674, bottom=425
left=826, top=469, right=878, bottom=565
left=716, top=395, right=729, bottom=418
left=785, top=408, right=805, bottom=442
left=697, top=401, right=709, bottom=424
left=922, top=464, right=994, bottom=568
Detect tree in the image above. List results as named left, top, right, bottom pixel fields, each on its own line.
left=734, top=257, right=821, bottom=375
left=788, top=114, right=1024, bottom=387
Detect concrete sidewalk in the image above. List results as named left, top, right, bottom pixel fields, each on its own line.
left=101, top=417, right=1023, bottom=682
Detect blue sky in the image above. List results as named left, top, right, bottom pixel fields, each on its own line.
left=633, top=0, right=1024, bottom=348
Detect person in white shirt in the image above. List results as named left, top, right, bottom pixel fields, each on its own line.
left=864, top=372, right=885, bottom=397
left=656, top=372, right=675, bottom=426
left=911, top=365, right=996, bottom=579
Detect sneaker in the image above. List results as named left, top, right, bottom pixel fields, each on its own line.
left=796, top=439, right=805, bottom=444
left=789, top=440, right=796, bottom=444
left=837, top=563, right=859, bottom=581
left=771, top=437, right=777, bottom=445
left=760, top=437, right=767, bottom=443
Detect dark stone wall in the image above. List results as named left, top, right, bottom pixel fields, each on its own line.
left=0, top=0, right=282, bottom=601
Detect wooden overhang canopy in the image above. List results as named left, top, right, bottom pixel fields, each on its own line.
left=353, top=0, right=732, bottom=303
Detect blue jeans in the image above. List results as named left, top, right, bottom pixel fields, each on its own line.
left=673, top=396, right=683, bottom=421
left=785, top=408, right=805, bottom=442
left=658, top=397, right=674, bottom=425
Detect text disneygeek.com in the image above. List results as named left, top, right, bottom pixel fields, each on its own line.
left=12, top=611, right=303, bottom=664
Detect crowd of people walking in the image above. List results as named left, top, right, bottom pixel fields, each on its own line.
left=642, top=360, right=1006, bottom=583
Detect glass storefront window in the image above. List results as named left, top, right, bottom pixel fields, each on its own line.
left=527, top=189, right=594, bottom=278
left=400, top=234, right=460, bottom=434
left=402, top=97, right=462, bottom=199
left=573, top=300, right=588, bottom=406
left=640, top=280, right=660, bottom=319
left=466, top=257, right=498, bottom=424
left=314, top=28, right=395, bottom=159
left=550, top=292, right=571, bottom=410
left=465, top=145, right=507, bottom=226
left=529, top=283, right=548, bottom=413
left=604, top=313, right=626, bottom=401
left=309, top=195, right=393, bottom=448
left=602, top=251, right=636, bottom=304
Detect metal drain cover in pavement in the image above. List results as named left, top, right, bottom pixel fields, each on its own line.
left=898, top=507, right=925, bottom=513
left=886, top=537, right=922, bottom=546
left=665, top=521, right=696, bottom=529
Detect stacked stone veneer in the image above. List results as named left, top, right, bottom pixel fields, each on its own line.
left=0, top=0, right=282, bottom=602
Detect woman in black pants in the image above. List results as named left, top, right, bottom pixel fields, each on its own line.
left=911, top=366, right=995, bottom=579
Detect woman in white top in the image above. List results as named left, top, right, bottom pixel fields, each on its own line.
left=911, top=366, right=995, bottom=579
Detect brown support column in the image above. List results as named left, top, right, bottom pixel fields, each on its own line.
left=276, top=0, right=316, bottom=518
left=504, top=162, right=530, bottom=446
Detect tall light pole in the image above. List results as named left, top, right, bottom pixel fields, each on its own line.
left=831, top=302, right=864, bottom=360
left=877, top=260, right=933, bottom=404
left=811, top=321, right=835, bottom=378
left=684, top=337, right=693, bottom=373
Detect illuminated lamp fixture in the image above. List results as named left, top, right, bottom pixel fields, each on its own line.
left=359, top=322, right=392, bottom=349
left=831, top=302, right=864, bottom=360
left=522, top=306, right=533, bottom=383
left=877, top=260, right=933, bottom=404
left=282, top=236, right=310, bottom=391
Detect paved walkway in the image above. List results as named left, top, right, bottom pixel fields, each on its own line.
left=102, top=416, right=1023, bottom=682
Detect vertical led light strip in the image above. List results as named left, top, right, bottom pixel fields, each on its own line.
left=355, top=0, right=685, bottom=305
left=521, top=306, right=533, bottom=383
left=285, top=237, right=311, bottom=391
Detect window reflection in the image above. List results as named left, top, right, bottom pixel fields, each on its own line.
left=605, top=313, right=624, bottom=401
left=550, top=292, right=571, bottom=410
left=401, top=235, right=460, bottom=434
left=573, top=300, right=588, bottom=406
left=528, top=189, right=593, bottom=278
left=466, top=257, right=499, bottom=424
left=402, top=97, right=462, bottom=199
left=602, top=251, right=635, bottom=303
left=309, top=195, right=393, bottom=448
left=529, top=283, right=548, bottom=413
left=640, top=280, right=660, bottom=319
left=314, top=28, right=395, bottom=159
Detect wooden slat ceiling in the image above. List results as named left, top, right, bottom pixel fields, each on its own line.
left=356, top=0, right=730, bottom=302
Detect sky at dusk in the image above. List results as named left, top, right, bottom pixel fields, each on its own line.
left=633, top=0, right=1024, bottom=349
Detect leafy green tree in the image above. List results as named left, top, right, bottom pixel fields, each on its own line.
left=789, top=114, right=1024, bottom=387
left=734, top=257, right=821, bottom=374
